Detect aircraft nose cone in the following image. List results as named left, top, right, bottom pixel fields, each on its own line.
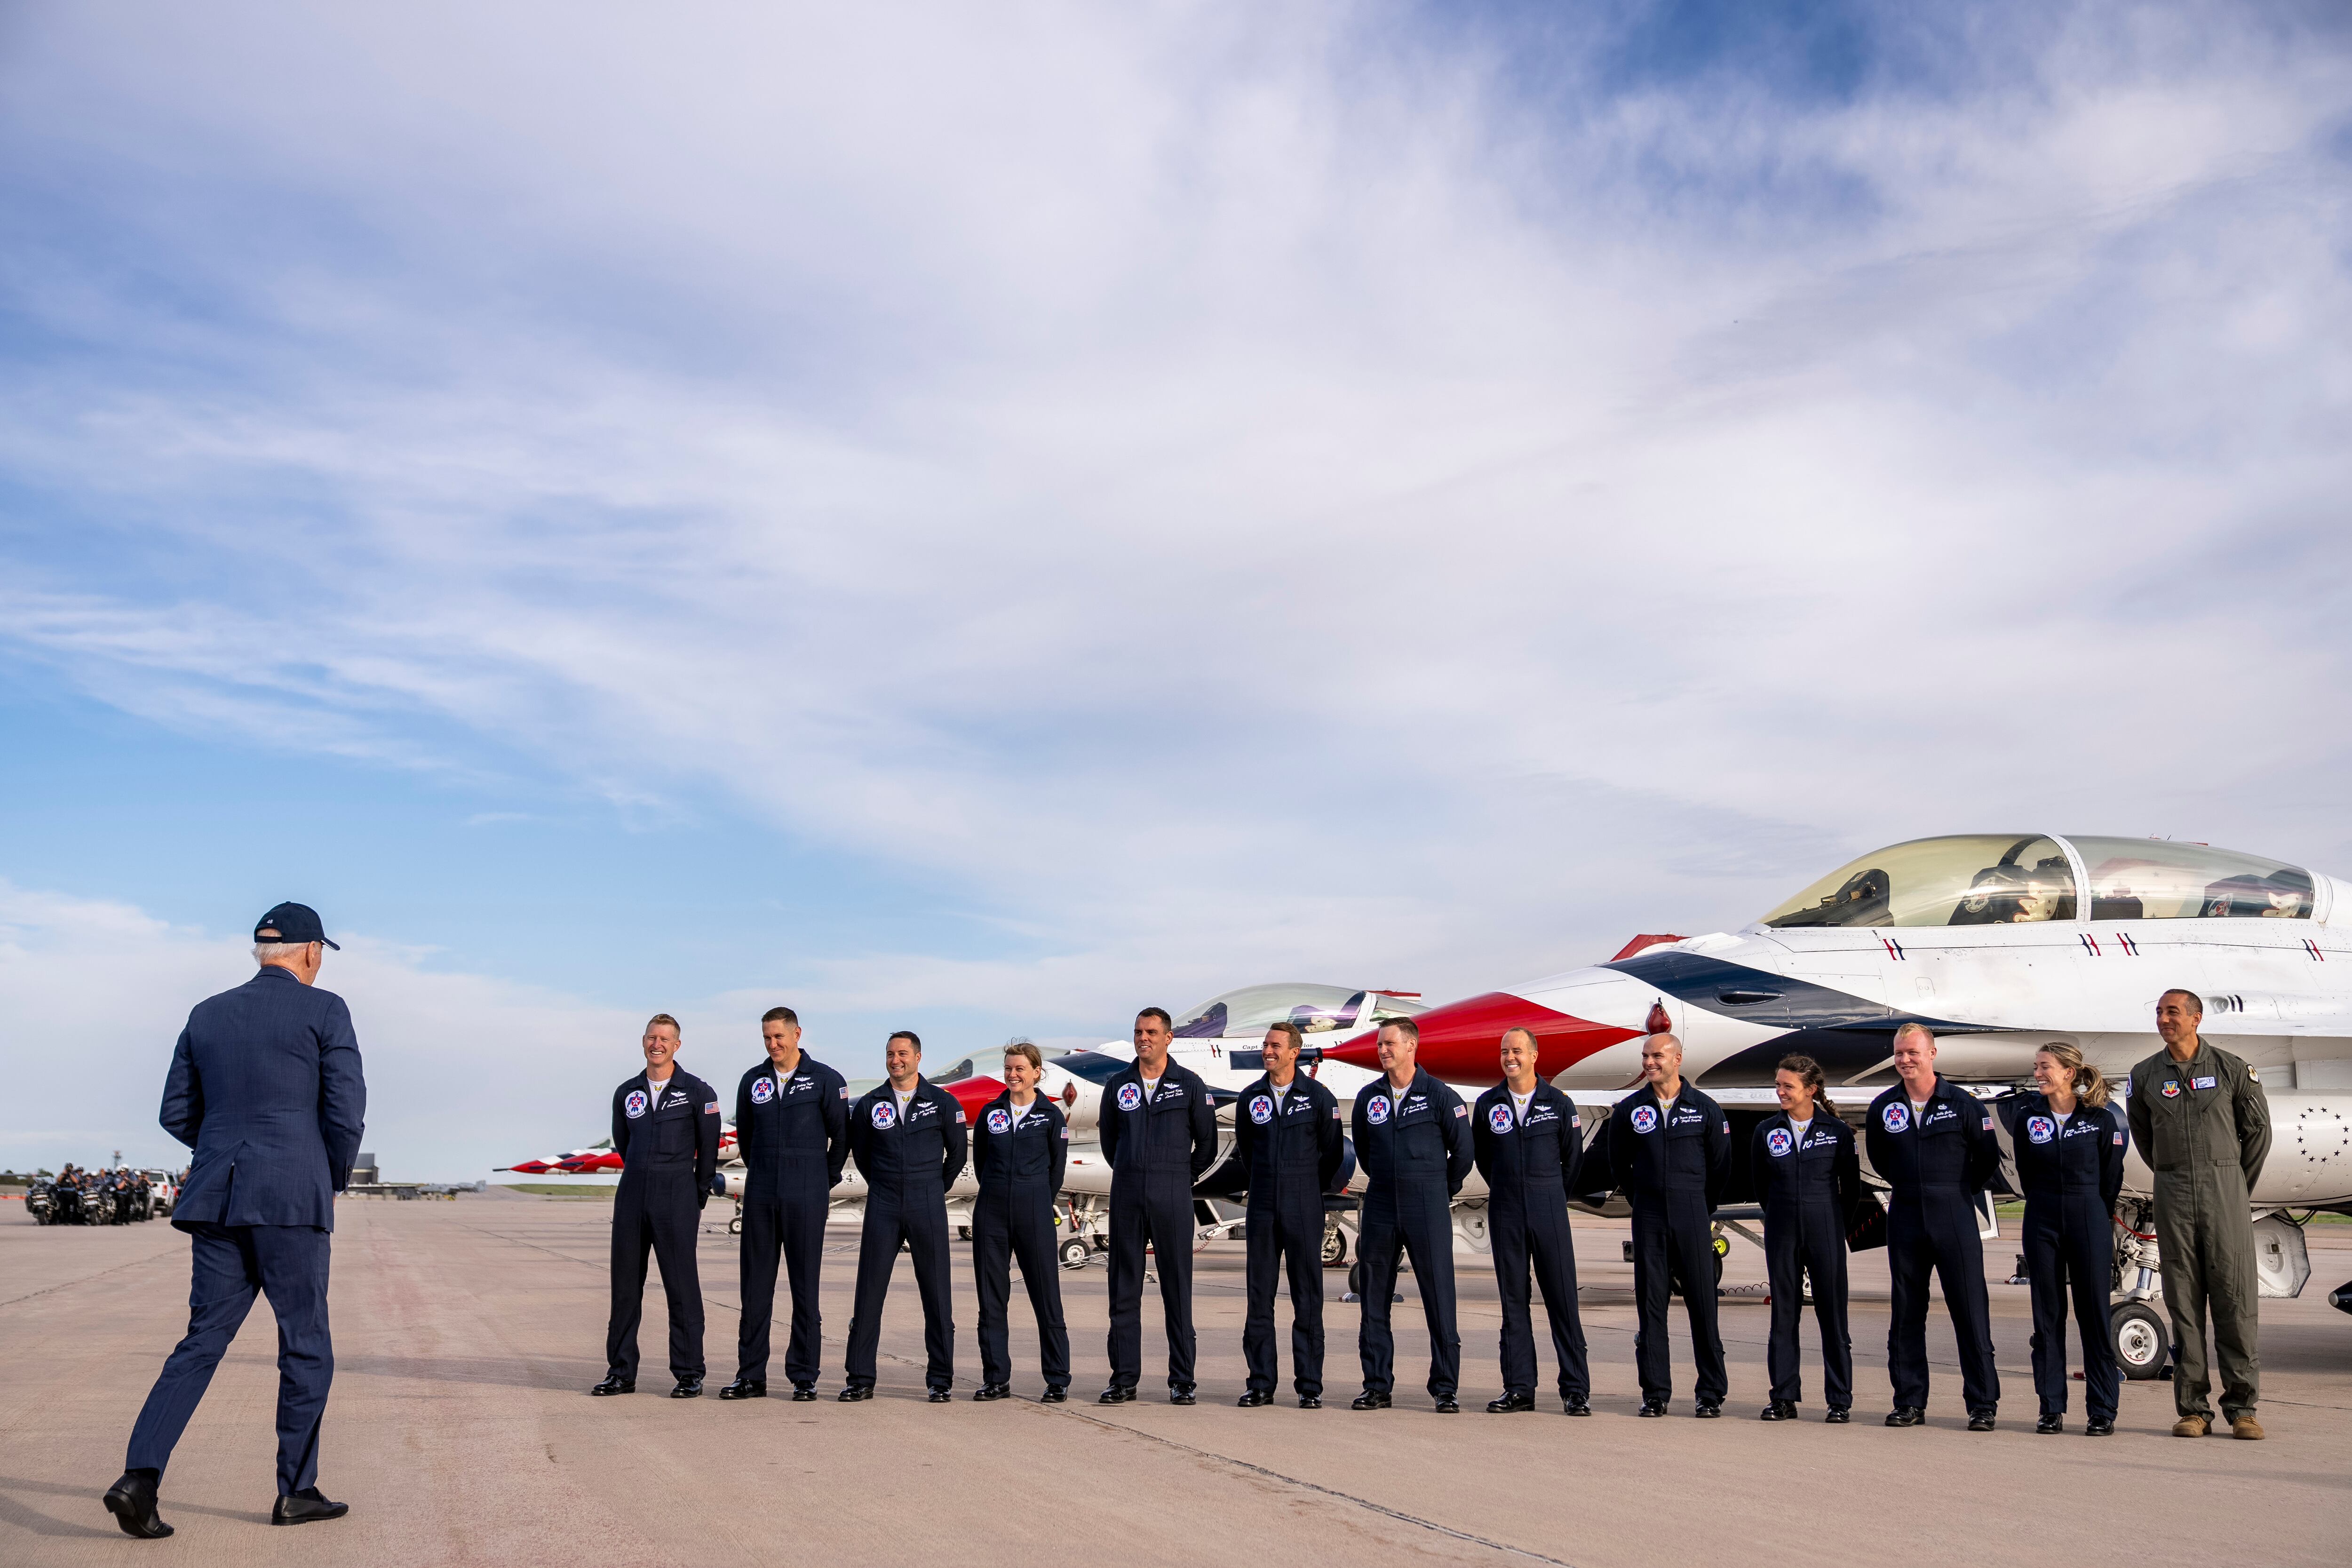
left=1325, top=992, right=1643, bottom=1083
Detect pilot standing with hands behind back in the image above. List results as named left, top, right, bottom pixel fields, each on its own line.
left=595, top=1015, right=724, bottom=1399
left=841, top=1031, right=967, bottom=1402
left=1472, top=1026, right=1591, bottom=1416
left=1866, top=1022, right=2001, bottom=1430
left=1351, top=1017, right=1475, bottom=1413
left=1098, top=1008, right=1219, bottom=1404
left=1233, top=1019, right=1346, bottom=1409
left=1609, top=1031, right=1732, bottom=1417
left=721, top=1006, right=848, bottom=1402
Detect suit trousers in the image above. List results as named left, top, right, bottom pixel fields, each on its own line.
left=127, top=1223, right=333, bottom=1494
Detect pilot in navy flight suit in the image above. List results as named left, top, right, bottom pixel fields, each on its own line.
left=109, top=902, right=366, bottom=1539
left=1471, top=1027, right=1590, bottom=1416
left=2006, top=1043, right=2127, bottom=1435
left=1351, top=1019, right=1475, bottom=1412
left=1866, top=1023, right=2002, bottom=1429
left=969, top=1042, right=1072, bottom=1401
left=1097, top=1007, right=1220, bottom=1403
left=1232, top=1020, right=1346, bottom=1408
left=1609, top=1032, right=1732, bottom=1417
left=722, top=1006, right=848, bottom=1401
left=597, top=1014, right=723, bottom=1398
left=1751, top=1053, right=1861, bottom=1422
left=841, top=1031, right=968, bottom=1401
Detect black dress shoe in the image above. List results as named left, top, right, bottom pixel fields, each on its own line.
left=718, top=1378, right=766, bottom=1400
left=1638, top=1400, right=1668, bottom=1417
left=838, top=1384, right=874, bottom=1402
left=927, top=1388, right=953, bottom=1403
left=1885, top=1406, right=1925, bottom=1427
left=1434, top=1397, right=1460, bottom=1414
left=1237, top=1391, right=1274, bottom=1407
left=1298, top=1395, right=1322, bottom=1409
left=1351, top=1391, right=1391, bottom=1411
left=1759, top=1401, right=1796, bottom=1421
left=973, top=1384, right=1011, bottom=1402
left=791, top=1385, right=817, bottom=1402
left=671, top=1377, right=704, bottom=1399
left=103, top=1470, right=172, bottom=1539
left=2085, top=1417, right=2114, bottom=1436
left=271, top=1487, right=349, bottom=1527
left=1041, top=1387, right=1068, bottom=1403
left=590, top=1373, right=635, bottom=1396
left=1564, top=1399, right=1591, bottom=1417
left=2036, top=1413, right=2063, bottom=1434
left=1097, top=1385, right=1135, bottom=1405
left=1825, top=1407, right=1851, bottom=1424
left=1487, top=1392, right=1535, bottom=1413
left=1168, top=1390, right=1196, bottom=1406
left=1968, top=1411, right=1997, bottom=1432
left=1695, top=1401, right=1722, bottom=1419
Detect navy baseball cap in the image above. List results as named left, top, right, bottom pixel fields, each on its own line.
left=254, top=902, right=340, bottom=950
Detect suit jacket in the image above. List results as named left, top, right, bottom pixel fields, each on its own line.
left=160, top=964, right=367, bottom=1232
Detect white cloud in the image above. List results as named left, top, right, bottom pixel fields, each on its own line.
left=0, top=881, right=642, bottom=1178
left=0, top=2, right=2347, bottom=1023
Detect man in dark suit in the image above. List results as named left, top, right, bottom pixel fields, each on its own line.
left=107, top=902, right=367, bottom=1539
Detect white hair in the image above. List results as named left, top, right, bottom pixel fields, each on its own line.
left=254, top=941, right=313, bottom=964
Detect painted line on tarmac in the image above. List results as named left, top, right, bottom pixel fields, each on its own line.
left=1051, top=1405, right=1578, bottom=1566
left=0, top=1242, right=182, bottom=1311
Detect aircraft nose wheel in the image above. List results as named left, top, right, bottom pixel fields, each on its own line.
left=1059, top=1238, right=1090, bottom=1271
left=1321, top=1227, right=1349, bottom=1268
left=2112, top=1301, right=2169, bottom=1380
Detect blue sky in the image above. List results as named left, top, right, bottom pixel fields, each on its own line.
left=3, top=1, right=2347, bottom=1178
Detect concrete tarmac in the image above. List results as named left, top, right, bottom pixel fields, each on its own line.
left=3, top=1192, right=2346, bottom=1567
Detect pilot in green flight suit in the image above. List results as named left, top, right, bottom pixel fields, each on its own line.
left=2126, top=989, right=2271, bottom=1439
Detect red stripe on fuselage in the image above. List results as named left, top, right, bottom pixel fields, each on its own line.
left=1324, top=992, right=1642, bottom=1083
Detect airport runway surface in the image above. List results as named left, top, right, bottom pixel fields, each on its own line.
left=3, top=1192, right=2346, bottom=1568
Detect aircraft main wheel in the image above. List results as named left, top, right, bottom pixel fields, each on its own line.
left=1059, top=1238, right=1090, bottom=1271
left=1322, top=1228, right=1348, bottom=1268
left=958, top=1225, right=973, bottom=1242
left=2113, top=1301, right=2169, bottom=1380
left=1347, top=1260, right=1368, bottom=1299
left=727, top=1213, right=742, bottom=1236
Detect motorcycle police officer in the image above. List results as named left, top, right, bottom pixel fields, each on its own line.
left=1866, top=1021, right=2001, bottom=1430
left=1471, top=1027, right=1591, bottom=1416
left=721, top=1006, right=849, bottom=1402
left=841, top=1031, right=967, bottom=1401
left=596, top=1014, right=724, bottom=1398
left=2008, top=1041, right=2126, bottom=1435
left=2128, top=988, right=2270, bottom=1440
left=1233, top=1020, right=1346, bottom=1409
left=970, top=1041, right=1073, bottom=1401
left=1609, top=1031, right=1732, bottom=1417
left=1098, top=1007, right=1219, bottom=1404
left=1351, top=1017, right=1474, bottom=1413
left=1751, top=1053, right=1860, bottom=1423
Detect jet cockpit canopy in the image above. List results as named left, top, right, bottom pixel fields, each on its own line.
left=1172, top=983, right=1425, bottom=1040
left=1759, top=834, right=2315, bottom=930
